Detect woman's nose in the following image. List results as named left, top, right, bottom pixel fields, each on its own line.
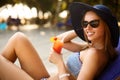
left=85, top=24, right=93, bottom=29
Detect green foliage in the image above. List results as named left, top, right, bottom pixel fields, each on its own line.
left=0, top=0, right=14, bottom=7
left=38, top=0, right=55, bottom=12
left=0, top=0, right=120, bottom=20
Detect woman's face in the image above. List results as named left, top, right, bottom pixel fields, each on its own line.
left=82, top=11, right=106, bottom=42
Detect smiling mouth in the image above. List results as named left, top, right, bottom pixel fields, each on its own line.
left=86, top=32, right=95, bottom=36
left=87, top=32, right=94, bottom=35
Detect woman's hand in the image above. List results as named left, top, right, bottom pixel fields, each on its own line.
left=48, top=49, right=64, bottom=66
left=48, top=49, right=70, bottom=80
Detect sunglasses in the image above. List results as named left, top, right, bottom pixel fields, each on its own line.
left=81, top=20, right=100, bottom=28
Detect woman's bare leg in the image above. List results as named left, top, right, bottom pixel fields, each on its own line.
left=0, top=55, right=33, bottom=80
left=0, top=32, right=49, bottom=80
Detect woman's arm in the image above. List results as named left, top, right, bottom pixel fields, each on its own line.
left=57, top=30, right=88, bottom=52
left=57, top=30, right=77, bottom=43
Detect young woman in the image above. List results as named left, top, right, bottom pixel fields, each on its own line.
left=49, top=2, right=119, bottom=80
left=0, top=2, right=119, bottom=80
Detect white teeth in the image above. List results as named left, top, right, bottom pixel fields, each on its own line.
left=87, top=32, right=94, bottom=36
left=87, top=32, right=94, bottom=35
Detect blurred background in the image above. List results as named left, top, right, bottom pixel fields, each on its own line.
left=0, top=0, right=120, bottom=74
left=0, top=0, right=120, bottom=31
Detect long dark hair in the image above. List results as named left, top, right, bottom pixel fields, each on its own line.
left=104, top=23, right=117, bottom=60
left=83, top=11, right=117, bottom=60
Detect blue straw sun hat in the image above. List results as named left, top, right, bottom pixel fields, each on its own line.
left=69, top=2, right=119, bottom=48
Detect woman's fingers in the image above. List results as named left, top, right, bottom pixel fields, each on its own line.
left=48, top=49, right=62, bottom=65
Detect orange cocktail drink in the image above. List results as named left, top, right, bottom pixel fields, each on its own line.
left=50, top=37, right=63, bottom=54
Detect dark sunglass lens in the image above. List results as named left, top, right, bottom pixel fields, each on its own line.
left=90, top=20, right=99, bottom=28
left=82, top=21, right=88, bottom=28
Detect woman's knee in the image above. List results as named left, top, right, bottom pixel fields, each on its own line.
left=13, top=32, right=28, bottom=42
left=14, top=32, right=26, bottom=39
left=8, top=32, right=29, bottom=47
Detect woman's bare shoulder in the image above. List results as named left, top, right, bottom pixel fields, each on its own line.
left=86, top=47, right=106, bottom=56
left=83, top=47, right=108, bottom=65
left=78, top=48, right=108, bottom=79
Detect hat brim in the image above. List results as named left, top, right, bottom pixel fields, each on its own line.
left=69, top=2, right=119, bottom=48
left=69, top=2, right=94, bottom=41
